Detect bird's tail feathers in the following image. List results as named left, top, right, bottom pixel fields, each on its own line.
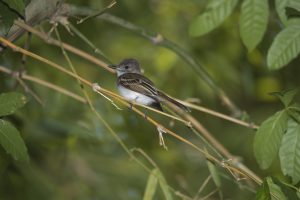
left=157, top=91, right=190, bottom=112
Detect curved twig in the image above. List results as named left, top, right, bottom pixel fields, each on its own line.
left=0, top=36, right=262, bottom=185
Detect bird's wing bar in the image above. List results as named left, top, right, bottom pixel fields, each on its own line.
left=119, top=73, right=158, bottom=97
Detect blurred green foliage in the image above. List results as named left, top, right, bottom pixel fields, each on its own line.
left=1, top=0, right=300, bottom=199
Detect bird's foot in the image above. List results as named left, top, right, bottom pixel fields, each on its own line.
left=128, top=98, right=138, bottom=110
left=128, top=103, right=133, bottom=110
left=143, top=111, right=148, bottom=120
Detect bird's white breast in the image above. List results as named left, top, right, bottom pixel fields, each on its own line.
left=118, top=85, right=155, bottom=105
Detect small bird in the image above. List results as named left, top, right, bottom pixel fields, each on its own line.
left=110, top=58, right=190, bottom=112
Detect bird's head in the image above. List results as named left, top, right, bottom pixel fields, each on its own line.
left=110, top=58, right=141, bottom=76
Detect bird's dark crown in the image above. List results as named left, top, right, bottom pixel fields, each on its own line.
left=115, top=58, right=141, bottom=75
left=118, top=58, right=140, bottom=68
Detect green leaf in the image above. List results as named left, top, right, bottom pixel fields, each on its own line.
left=286, top=7, right=300, bottom=20
left=288, top=0, right=300, bottom=11
left=157, top=170, right=173, bottom=200
left=2, top=0, right=25, bottom=15
left=239, top=0, right=269, bottom=51
left=189, top=0, right=238, bottom=37
left=271, top=88, right=299, bottom=107
left=279, top=119, right=300, bottom=184
left=267, top=177, right=288, bottom=200
left=207, top=160, right=221, bottom=188
left=289, top=103, right=300, bottom=113
left=267, top=24, right=300, bottom=70
left=276, top=0, right=289, bottom=25
left=275, top=0, right=300, bottom=25
left=0, top=119, right=29, bottom=161
left=0, top=92, right=27, bottom=117
left=272, top=177, right=299, bottom=200
left=143, top=169, right=159, bottom=200
left=255, top=178, right=271, bottom=200
left=254, top=110, right=289, bottom=169
left=0, top=2, right=19, bottom=36
left=255, top=177, right=288, bottom=200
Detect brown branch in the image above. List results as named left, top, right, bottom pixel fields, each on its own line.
left=1, top=0, right=64, bottom=52
left=0, top=66, right=86, bottom=103
left=14, top=20, right=114, bottom=73
left=180, top=101, right=258, bottom=129
left=14, top=21, right=257, bottom=130
left=0, top=36, right=262, bottom=185
left=1, top=23, right=263, bottom=185
left=14, top=20, right=192, bottom=125
left=64, top=4, right=241, bottom=116
left=167, top=102, right=262, bottom=185
left=15, top=77, right=44, bottom=105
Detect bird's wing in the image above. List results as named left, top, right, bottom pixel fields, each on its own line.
left=118, top=73, right=158, bottom=97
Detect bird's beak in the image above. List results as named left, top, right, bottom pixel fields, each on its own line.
left=108, top=64, right=117, bottom=69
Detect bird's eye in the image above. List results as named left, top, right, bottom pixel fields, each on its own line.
left=125, top=66, right=129, bottom=69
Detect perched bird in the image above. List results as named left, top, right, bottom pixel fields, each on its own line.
left=110, top=58, right=190, bottom=112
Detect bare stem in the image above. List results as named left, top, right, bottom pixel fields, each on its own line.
left=14, top=21, right=254, bottom=130
left=0, top=66, right=86, bottom=103
left=193, top=175, right=212, bottom=200
left=180, top=101, right=259, bottom=130
left=65, top=4, right=241, bottom=115
left=0, top=36, right=262, bottom=185
left=166, top=102, right=262, bottom=185
left=14, top=20, right=115, bottom=73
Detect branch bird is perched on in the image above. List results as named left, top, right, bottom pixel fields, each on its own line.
left=110, top=58, right=190, bottom=112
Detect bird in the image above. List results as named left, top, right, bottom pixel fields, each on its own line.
left=110, top=58, right=190, bottom=112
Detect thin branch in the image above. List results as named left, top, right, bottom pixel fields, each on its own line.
left=12, top=23, right=197, bottom=127
left=91, top=82, right=190, bottom=125
left=9, top=30, right=188, bottom=124
left=65, top=4, right=241, bottom=115
left=199, top=188, right=218, bottom=200
left=52, top=25, right=153, bottom=173
left=129, top=100, right=191, bottom=126
left=11, top=24, right=260, bottom=183
left=15, top=77, right=44, bottom=105
left=5, top=24, right=192, bottom=125
left=130, top=148, right=158, bottom=168
left=174, top=191, right=194, bottom=200
left=20, top=32, right=32, bottom=72
left=92, top=83, right=122, bottom=110
left=0, top=36, right=260, bottom=184
left=0, top=0, right=64, bottom=52
left=163, top=107, right=224, bottom=159
left=166, top=102, right=262, bottom=185
left=68, top=23, right=112, bottom=63
left=190, top=127, right=224, bottom=159
left=76, top=0, right=117, bottom=24
left=193, top=175, right=212, bottom=200
left=14, top=32, right=44, bottom=104
left=14, top=20, right=115, bottom=73
left=1, top=66, right=192, bottom=200
left=14, top=21, right=251, bottom=129
left=0, top=37, right=207, bottom=156
left=42, top=30, right=195, bottom=199
left=180, top=101, right=258, bottom=129
left=0, top=66, right=86, bottom=103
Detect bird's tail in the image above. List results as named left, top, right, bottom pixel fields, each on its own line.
left=157, top=91, right=190, bottom=112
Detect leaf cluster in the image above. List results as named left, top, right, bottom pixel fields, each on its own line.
left=0, top=92, right=29, bottom=161
left=189, top=0, right=300, bottom=70
left=254, top=89, right=300, bottom=198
